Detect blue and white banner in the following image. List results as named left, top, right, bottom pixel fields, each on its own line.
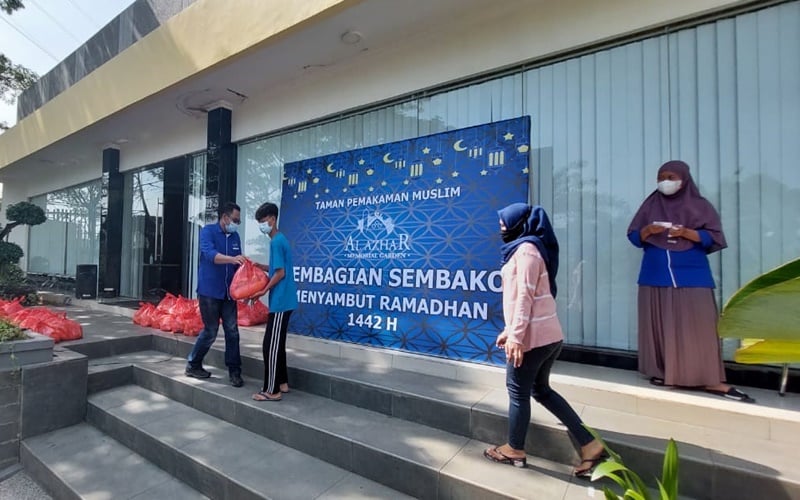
left=280, top=117, right=530, bottom=364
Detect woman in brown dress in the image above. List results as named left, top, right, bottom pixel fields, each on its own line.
left=627, top=160, right=754, bottom=402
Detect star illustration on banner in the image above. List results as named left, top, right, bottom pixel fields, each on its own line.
left=324, top=188, right=330, bottom=193
left=312, top=177, right=320, bottom=184
left=358, top=158, right=365, bottom=165
left=342, top=187, right=348, bottom=192
left=481, top=169, right=489, bottom=176
left=381, top=180, right=388, bottom=186
left=503, top=132, right=514, bottom=140
left=368, top=186, right=375, bottom=192
left=403, top=179, right=410, bottom=185
left=522, top=167, right=529, bottom=174
left=432, top=158, right=442, bottom=166
left=422, top=147, right=431, bottom=154
left=314, top=193, right=319, bottom=198
left=366, top=168, right=375, bottom=175
left=451, top=171, right=459, bottom=178
left=436, top=177, right=443, bottom=184
left=306, top=168, right=313, bottom=174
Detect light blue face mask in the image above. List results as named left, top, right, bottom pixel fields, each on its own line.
left=226, top=222, right=239, bottom=234
left=258, top=222, right=272, bottom=235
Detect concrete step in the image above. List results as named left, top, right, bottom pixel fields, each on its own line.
left=283, top=347, right=800, bottom=500
left=86, top=384, right=414, bottom=500
left=20, top=423, right=207, bottom=500
left=120, top=359, right=601, bottom=499
left=101, top=343, right=798, bottom=500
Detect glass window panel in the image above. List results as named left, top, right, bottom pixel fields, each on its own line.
left=27, top=181, right=101, bottom=277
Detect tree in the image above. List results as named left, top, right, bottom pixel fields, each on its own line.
left=0, top=201, right=46, bottom=241
left=0, top=0, right=38, bottom=130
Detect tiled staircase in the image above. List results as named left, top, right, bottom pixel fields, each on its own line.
left=17, top=323, right=800, bottom=500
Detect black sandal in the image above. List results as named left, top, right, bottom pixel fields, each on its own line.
left=483, top=446, right=527, bottom=468
left=574, top=452, right=609, bottom=478
left=705, top=387, right=756, bottom=403
left=649, top=377, right=665, bottom=387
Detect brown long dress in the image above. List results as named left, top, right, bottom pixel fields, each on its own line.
left=637, top=286, right=726, bottom=387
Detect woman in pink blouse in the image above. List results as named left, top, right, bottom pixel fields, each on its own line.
left=483, top=203, right=606, bottom=477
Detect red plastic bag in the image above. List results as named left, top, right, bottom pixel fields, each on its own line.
left=58, top=315, right=83, bottom=341
left=182, top=313, right=204, bottom=337
left=0, top=297, right=24, bottom=318
left=133, top=303, right=156, bottom=326
left=156, top=293, right=178, bottom=313
left=237, top=300, right=269, bottom=326
left=229, top=260, right=268, bottom=301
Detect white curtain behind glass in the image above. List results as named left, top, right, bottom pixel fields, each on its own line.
left=234, top=2, right=800, bottom=356
left=184, top=154, right=206, bottom=299
left=120, top=174, right=143, bottom=298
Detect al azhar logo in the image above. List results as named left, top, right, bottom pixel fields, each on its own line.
left=343, top=208, right=411, bottom=260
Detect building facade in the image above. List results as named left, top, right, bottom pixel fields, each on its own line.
left=1, top=0, right=798, bottom=364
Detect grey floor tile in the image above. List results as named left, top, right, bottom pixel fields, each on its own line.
left=317, top=472, right=417, bottom=499
left=439, top=439, right=572, bottom=500
left=129, top=477, right=209, bottom=500
left=237, top=450, right=349, bottom=500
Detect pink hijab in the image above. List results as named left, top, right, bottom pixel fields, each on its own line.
left=627, top=160, right=727, bottom=253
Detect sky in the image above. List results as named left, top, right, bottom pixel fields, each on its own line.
left=0, top=0, right=133, bottom=128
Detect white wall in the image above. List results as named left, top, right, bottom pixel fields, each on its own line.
left=233, top=0, right=745, bottom=142
left=119, top=114, right=206, bottom=172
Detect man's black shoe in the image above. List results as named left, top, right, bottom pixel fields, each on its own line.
left=230, top=374, right=244, bottom=387
left=185, top=366, right=211, bottom=379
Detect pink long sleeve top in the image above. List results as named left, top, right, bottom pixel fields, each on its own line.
left=501, top=242, right=564, bottom=351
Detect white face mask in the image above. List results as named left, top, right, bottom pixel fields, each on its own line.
left=258, top=222, right=272, bottom=235
left=657, top=179, right=682, bottom=196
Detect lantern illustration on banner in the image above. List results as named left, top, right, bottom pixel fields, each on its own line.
left=487, top=147, right=506, bottom=169
left=348, top=170, right=359, bottom=187
left=468, top=143, right=484, bottom=158
left=409, top=160, right=423, bottom=180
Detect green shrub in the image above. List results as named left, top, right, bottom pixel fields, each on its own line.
left=0, top=242, right=23, bottom=266
left=0, top=319, right=26, bottom=342
left=585, top=426, right=679, bottom=500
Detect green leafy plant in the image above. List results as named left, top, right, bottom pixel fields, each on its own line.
left=0, top=242, right=23, bottom=267
left=0, top=318, right=26, bottom=342
left=718, top=257, right=800, bottom=394
left=0, top=201, right=46, bottom=242
left=718, top=257, right=800, bottom=342
left=584, top=426, right=679, bottom=500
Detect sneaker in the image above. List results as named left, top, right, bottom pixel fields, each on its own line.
left=230, top=374, right=244, bottom=387
left=185, top=366, right=211, bottom=379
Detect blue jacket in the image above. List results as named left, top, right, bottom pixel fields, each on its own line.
left=627, top=229, right=716, bottom=288
left=197, top=223, right=242, bottom=299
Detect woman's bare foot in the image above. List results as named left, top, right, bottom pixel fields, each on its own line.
left=574, top=439, right=607, bottom=476
left=492, top=443, right=525, bottom=459
left=280, top=383, right=290, bottom=393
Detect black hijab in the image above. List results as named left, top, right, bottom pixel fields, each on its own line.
left=498, top=203, right=560, bottom=297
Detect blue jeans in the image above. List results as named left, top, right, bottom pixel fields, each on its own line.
left=506, top=341, right=592, bottom=450
left=187, top=295, right=241, bottom=376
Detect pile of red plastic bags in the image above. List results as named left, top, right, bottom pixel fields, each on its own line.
left=0, top=297, right=83, bottom=342
left=133, top=292, right=270, bottom=335
left=132, top=293, right=204, bottom=336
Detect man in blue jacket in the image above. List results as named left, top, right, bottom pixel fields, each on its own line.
left=186, top=202, right=246, bottom=387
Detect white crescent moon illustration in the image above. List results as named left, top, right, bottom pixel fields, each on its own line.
left=383, top=153, right=393, bottom=164
left=325, top=163, right=335, bottom=173
left=453, top=140, right=467, bottom=152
